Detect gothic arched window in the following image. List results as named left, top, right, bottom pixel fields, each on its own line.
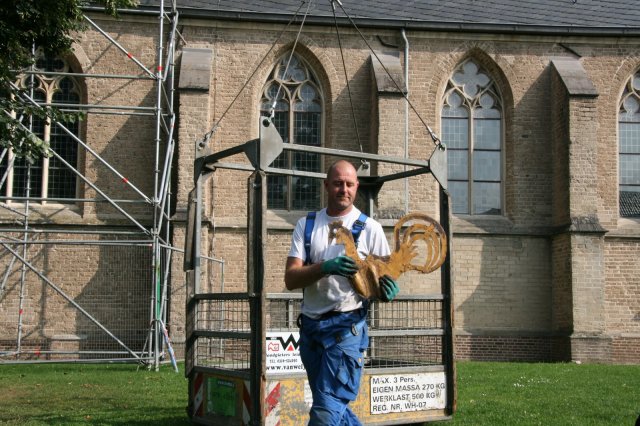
left=2, top=50, right=80, bottom=202
left=619, top=71, right=640, bottom=217
left=442, top=59, right=503, bottom=215
left=260, top=53, right=323, bottom=211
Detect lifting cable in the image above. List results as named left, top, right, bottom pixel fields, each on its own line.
left=269, top=1, right=314, bottom=119
left=333, top=0, right=443, bottom=150
left=198, top=0, right=312, bottom=149
left=331, top=0, right=364, bottom=155
left=199, top=0, right=443, bottom=153
left=212, top=0, right=221, bottom=133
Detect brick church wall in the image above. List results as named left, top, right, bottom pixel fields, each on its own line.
left=2, top=12, right=640, bottom=364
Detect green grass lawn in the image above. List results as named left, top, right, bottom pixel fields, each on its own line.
left=0, top=361, right=638, bottom=425
left=451, top=362, right=640, bottom=425
left=0, top=362, right=190, bottom=425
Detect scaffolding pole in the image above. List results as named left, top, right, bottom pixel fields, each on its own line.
left=0, top=1, right=180, bottom=367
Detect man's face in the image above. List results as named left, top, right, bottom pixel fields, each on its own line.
left=324, top=162, right=359, bottom=215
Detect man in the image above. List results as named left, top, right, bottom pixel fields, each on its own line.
left=285, top=159, right=399, bottom=425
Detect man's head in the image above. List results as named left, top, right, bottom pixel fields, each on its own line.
left=324, top=160, right=359, bottom=216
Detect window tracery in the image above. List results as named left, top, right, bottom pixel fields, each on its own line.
left=619, top=72, right=640, bottom=217
left=442, top=59, right=502, bottom=215
left=260, top=53, right=323, bottom=211
left=2, top=49, right=80, bottom=202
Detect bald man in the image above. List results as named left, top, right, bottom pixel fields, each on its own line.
left=285, top=160, right=399, bottom=425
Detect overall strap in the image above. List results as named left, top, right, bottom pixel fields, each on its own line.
left=351, top=212, right=368, bottom=247
left=303, top=211, right=316, bottom=265
left=304, top=211, right=367, bottom=265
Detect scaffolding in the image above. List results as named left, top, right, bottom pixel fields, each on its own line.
left=0, top=1, right=180, bottom=369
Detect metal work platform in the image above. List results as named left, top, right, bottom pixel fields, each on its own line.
left=184, top=117, right=455, bottom=425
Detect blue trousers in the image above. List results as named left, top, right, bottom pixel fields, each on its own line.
left=299, top=309, right=368, bottom=426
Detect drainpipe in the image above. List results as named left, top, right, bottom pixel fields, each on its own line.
left=401, top=28, right=409, bottom=214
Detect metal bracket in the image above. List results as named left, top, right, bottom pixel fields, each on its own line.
left=429, top=143, right=448, bottom=190
left=193, top=117, right=284, bottom=183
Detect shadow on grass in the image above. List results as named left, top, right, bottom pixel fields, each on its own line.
left=102, top=417, right=192, bottom=425
left=9, top=409, right=192, bottom=426
left=25, top=419, right=192, bottom=426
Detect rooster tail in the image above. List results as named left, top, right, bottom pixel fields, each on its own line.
left=392, top=213, right=447, bottom=274
left=388, top=243, right=418, bottom=276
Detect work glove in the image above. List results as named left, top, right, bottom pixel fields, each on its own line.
left=321, top=255, right=358, bottom=277
left=379, top=275, right=399, bottom=302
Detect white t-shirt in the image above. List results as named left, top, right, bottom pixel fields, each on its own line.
left=288, top=207, right=390, bottom=318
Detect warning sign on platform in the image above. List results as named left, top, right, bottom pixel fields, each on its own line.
left=266, top=332, right=305, bottom=375
left=370, top=372, right=446, bottom=414
left=206, top=377, right=236, bottom=417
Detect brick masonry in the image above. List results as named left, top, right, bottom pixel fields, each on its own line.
left=0, top=14, right=639, bottom=364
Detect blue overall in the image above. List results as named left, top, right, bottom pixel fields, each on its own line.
left=299, top=210, right=370, bottom=425
left=299, top=307, right=369, bottom=426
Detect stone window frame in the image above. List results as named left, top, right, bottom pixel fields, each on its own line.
left=2, top=49, right=81, bottom=204
left=260, top=52, right=324, bottom=212
left=441, top=58, right=504, bottom=216
left=618, top=70, right=640, bottom=218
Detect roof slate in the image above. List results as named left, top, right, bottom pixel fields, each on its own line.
left=137, top=0, right=640, bottom=30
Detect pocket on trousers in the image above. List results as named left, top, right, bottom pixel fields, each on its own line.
left=334, top=347, right=364, bottom=401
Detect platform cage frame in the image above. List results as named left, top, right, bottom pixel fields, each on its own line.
left=0, top=1, right=180, bottom=370
left=184, top=117, right=456, bottom=425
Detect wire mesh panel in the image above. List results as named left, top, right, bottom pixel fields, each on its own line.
left=370, top=298, right=443, bottom=331
left=265, top=294, right=446, bottom=369
left=368, top=335, right=443, bottom=367
left=368, top=297, right=444, bottom=367
left=266, top=296, right=302, bottom=331
left=193, top=297, right=252, bottom=371
left=0, top=238, right=153, bottom=361
left=190, top=295, right=445, bottom=371
left=195, top=337, right=251, bottom=370
left=196, top=299, right=250, bottom=332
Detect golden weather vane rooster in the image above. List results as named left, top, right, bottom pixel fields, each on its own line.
left=328, top=212, right=448, bottom=300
